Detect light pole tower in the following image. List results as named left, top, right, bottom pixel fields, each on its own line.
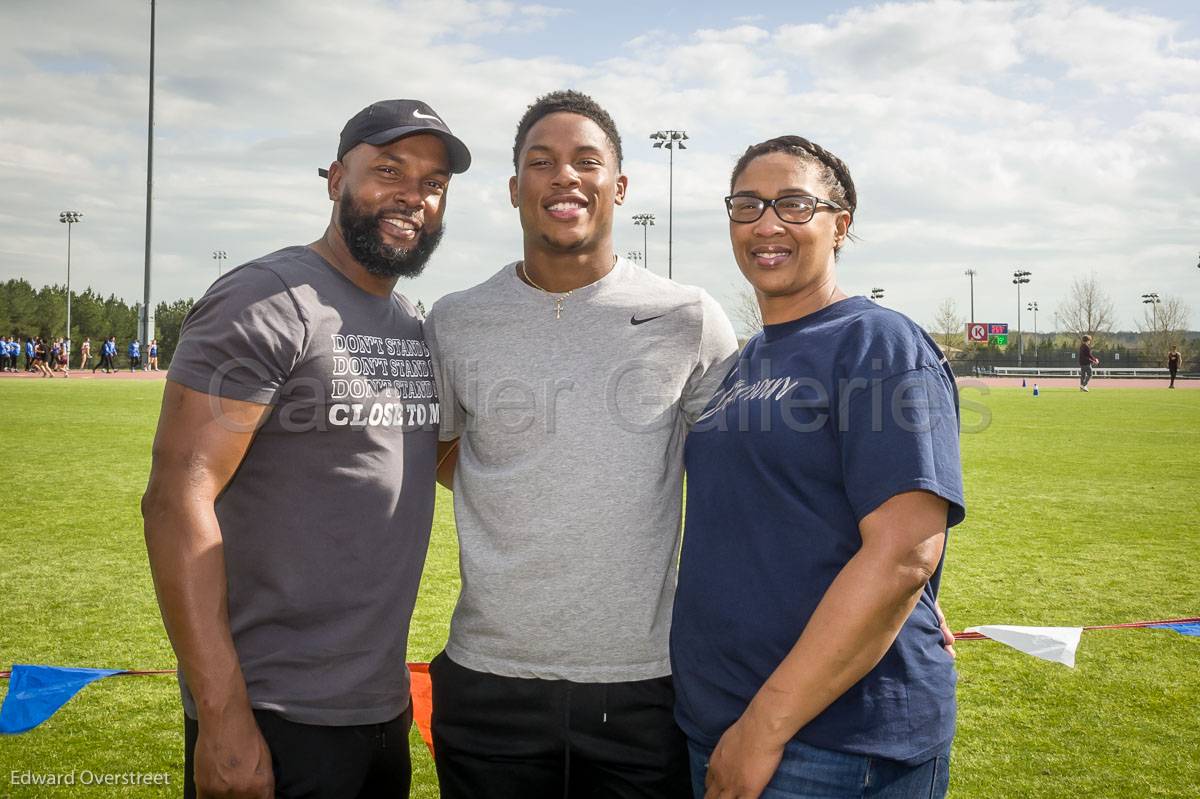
left=649, top=130, right=687, bottom=279
left=632, top=213, right=655, bottom=271
left=213, top=250, right=228, bottom=276
left=1027, top=300, right=1038, bottom=363
left=870, top=287, right=885, bottom=302
left=141, top=0, right=157, bottom=346
left=1012, top=269, right=1031, bottom=365
left=1142, top=292, right=1161, bottom=356
left=1141, top=292, right=1161, bottom=330
left=59, top=210, right=83, bottom=354
left=964, top=268, right=976, bottom=323
left=625, top=251, right=642, bottom=266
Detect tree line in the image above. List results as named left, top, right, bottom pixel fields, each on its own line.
left=0, top=279, right=194, bottom=366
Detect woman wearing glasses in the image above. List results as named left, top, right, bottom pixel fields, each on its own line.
left=671, top=136, right=965, bottom=799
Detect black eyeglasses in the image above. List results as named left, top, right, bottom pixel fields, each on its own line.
left=724, top=194, right=843, bottom=224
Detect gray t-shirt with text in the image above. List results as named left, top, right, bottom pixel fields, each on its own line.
left=425, top=259, right=738, bottom=682
left=168, top=245, right=438, bottom=725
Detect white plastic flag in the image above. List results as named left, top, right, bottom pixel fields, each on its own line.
left=965, top=625, right=1083, bottom=667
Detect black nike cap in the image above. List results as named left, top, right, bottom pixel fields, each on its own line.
left=317, top=99, right=471, bottom=178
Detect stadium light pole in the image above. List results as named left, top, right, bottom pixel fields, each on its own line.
left=213, top=249, right=227, bottom=276
left=870, top=287, right=885, bottom=302
left=59, top=211, right=83, bottom=354
left=650, top=130, right=687, bottom=280
left=1027, top=300, right=1038, bottom=363
left=625, top=250, right=642, bottom=266
left=1141, top=292, right=1160, bottom=331
left=141, top=0, right=157, bottom=347
left=1013, top=269, right=1031, bottom=366
left=632, top=213, right=655, bottom=271
left=964, top=268, right=976, bottom=323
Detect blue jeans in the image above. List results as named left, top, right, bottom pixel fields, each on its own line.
left=688, top=739, right=949, bottom=799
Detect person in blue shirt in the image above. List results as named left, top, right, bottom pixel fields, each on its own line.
left=1, top=337, right=9, bottom=372
left=93, top=336, right=115, bottom=374
left=128, top=339, right=142, bottom=372
left=671, top=136, right=965, bottom=799
left=147, top=338, right=159, bottom=371
left=24, top=337, right=34, bottom=371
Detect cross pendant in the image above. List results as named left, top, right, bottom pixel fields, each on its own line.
left=554, top=298, right=563, bottom=319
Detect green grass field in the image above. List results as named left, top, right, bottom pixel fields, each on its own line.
left=1, top=379, right=1197, bottom=797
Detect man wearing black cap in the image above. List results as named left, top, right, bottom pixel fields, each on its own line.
left=142, top=99, right=469, bottom=799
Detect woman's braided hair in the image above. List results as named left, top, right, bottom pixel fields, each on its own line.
left=730, top=135, right=857, bottom=233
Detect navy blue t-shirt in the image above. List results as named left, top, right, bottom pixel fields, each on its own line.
left=671, top=296, right=965, bottom=766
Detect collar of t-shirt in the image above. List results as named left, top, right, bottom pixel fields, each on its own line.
left=760, top=296, right=870, bottom=342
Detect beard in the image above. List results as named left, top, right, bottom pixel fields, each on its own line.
left=338, top=193, right=444, bottom=279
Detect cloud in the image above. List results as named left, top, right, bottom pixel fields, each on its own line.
left=774, top=0, right=1024, bottom=83
left=1, top=0, right=1197, bottom=332
left=1019, top=0, right=1200, bottom=94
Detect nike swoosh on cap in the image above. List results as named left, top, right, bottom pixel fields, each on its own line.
left=412, top=110, right=443, bottom=122
left=630, top=314, right=665, bottom=325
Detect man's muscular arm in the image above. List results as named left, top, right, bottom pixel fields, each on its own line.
left=142, top=380, right=273, bottom=799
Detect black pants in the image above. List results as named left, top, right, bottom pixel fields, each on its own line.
left=184, top=704, right=412, bottom=799
left=1169, top=367, right=1177, bottom=387
left=430, top=652, right=690, bottom=799
left=93, top=354, right=113, bottom=372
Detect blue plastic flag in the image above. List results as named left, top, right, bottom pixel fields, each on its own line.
left=1151, top=622, right=1200, bottom=637
left=0, top=665, right=124, bottom=734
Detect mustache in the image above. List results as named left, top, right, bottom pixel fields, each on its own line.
left=376, top=208, right=423, bottom=227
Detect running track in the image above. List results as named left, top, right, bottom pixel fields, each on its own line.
left=2, top=371, right=1194, bottom=390
left=958, top=376, right=1196, bottom=390
left=1, top=368, right=167, bottom=381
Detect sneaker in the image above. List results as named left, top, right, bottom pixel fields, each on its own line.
left=1081, top=387, right=1089, bottom=392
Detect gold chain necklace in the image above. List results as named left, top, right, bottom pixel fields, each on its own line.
left=520, top=261, right=573, bottom=320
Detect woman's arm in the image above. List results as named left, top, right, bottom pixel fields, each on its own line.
left=702, top=490, right=949, bottom=799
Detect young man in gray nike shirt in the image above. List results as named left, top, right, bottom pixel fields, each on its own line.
left=425, top=91, right=738, bottom=798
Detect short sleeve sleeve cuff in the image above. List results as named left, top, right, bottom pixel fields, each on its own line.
left=424, top=305, right=464, bottom=442
left=166, top=266, right=307, bottom=405
left=840, top=366, right=966, bottom=528
left=682, top=291, right=739, bottom=424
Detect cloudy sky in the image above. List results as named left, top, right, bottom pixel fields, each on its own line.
left=2, top=0, right=1198, bottom=335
